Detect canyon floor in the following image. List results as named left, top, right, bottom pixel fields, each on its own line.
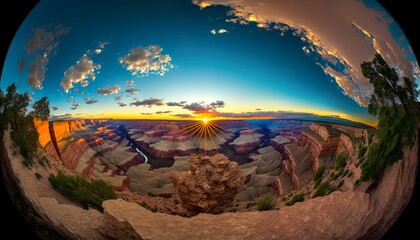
left=1, top=119, right=418, bottom=239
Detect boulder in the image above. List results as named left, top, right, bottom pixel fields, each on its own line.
left=171, top=154, right=245, bottom=215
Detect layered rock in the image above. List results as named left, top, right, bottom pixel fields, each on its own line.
left=337, top=133, right=354, bottom=155
left=236, top=146, right=283, bottom=201
left=126, top=156, right=190, bottom=196
left=33, top=118, right=60, bottom=159
left=171, top=154, right=245, bottom=215
left=229, top=129, right=264, bottom=154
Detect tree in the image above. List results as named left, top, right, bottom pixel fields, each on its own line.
left=31, top=96, right=50, bottom=120
left=361, top=53, right=416, bottom=116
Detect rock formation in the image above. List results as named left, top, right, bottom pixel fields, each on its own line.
left=229, top=129, right=264, bottom=154
left=171, top=154, right=245, bottom=215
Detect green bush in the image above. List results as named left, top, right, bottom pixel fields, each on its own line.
left=334, top=153, right=347, bottom=170
left=361, top=108, right=415, bottom=181
left=286, top=193, right=305, bottom=206
left=256, top=194, right=277, bottom=211
left=337, top=179, right=345, bottom=189
left=48, top=171, right=117, bottom=212
left=314, top=178, right=322, bottom=188
left=313, top=166, right=326, bottom=181
left=313, top=181, right=333, bottom=198
left=22, top=158, right=34, bottom=168
left=358, top=144, right=367, bottom=159
left=35, top=172, right=42, bottom=180
left=246, top=202, right=256, bottom=208
left=347, top=171, right=353, bottom=178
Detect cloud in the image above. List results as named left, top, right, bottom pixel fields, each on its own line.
left=118, top=103, right=127, bottom=107
left=255, top=108, right=262, bottom=111
left=210, top=28, right=229, bottom=35
left=114, top=94, right=123, bottom=101
left=70, top=102, right=81, bottom=110
left=52, top=106, right=59, bottom=111
left=172, top=113, right=193, bottom=118
left=141, top=113, right=153, bottom=115
left=84, top=97, right=99, bottom=104
left=125, top=80, right=135, bottom=86
left=94, top=41, right=110, bottom=55
left=119, top=45, right=173, bottom=76
left=125, top=88, right=141, bottom=95
left=49, top=113, right=72, bottom=121
left=26, top=26, right=70, bottom=89
left=182, top=100, right=225, bottom=114
left=130, top=98, right=165, bottom=107
left=193, top=0, right=419, bottom=107
left=96, top=85, right=121, bottom=96
left=94, top=49, right=102, bottom=54
left=209, top=100, right=225, bottom=108
left=156, top=110, right=172, bottom=114
left=61, top=54, right=101, bottom=93
left=166, top=101, right=185, bottom=107
left=67, top=96, right=73, bottom=102
left=17, top=59, right=25, bottom=73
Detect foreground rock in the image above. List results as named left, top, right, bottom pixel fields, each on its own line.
left=171, top=154, right=245, bottom=215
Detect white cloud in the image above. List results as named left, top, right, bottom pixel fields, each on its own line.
left=210, top=29, right=217, bottom=35
left=26, top=26, right=70, bottom=90
left=130, top=98, right=165, bottom=107
left=60, top=54, right=101, bottom=93
left=96, top=85, right=121, bottom=96
left=119, top=45, right=173, bottom=77
left=210, top=28, right=229, bottom=35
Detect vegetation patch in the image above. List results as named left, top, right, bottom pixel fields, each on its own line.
left=313, top=181, right=334, bottom=198
left=334, top=153, right=347, bottom=170
left=360, top=53, right=418, bottom=181
left=256, top=194, right=277, bottom=211
left=35, top=172, right=42, bottom=180
left=48, top=171, right=117, bottom=212
left=22, top=158, right=34, bottom=168
left=286, top=193, right=305, bottom=206
left=313, top=165, right=326, bottom=181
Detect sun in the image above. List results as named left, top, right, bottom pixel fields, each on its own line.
left=178, top=118, right=225, bottom=155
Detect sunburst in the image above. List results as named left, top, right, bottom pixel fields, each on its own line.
left=178, top=118, right=225, bottom=155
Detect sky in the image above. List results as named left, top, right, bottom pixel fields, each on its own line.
left=1, top=0, right=418, bottom=126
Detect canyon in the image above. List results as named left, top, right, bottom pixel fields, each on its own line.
left=3, top=118, right=416, bottom=239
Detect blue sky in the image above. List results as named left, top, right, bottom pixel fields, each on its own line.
left=1, top=0, right=418, bottom=125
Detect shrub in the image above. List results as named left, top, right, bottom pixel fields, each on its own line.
left=256, top=194, right=277, bottom=211
left=334, top=153, right=347, bottom=170
left=314, top=178, right=322, bottom=188
left=22, top=158, right=34, bottom=168
left=347, top=171, right=353, bottom=178
left=48, top=171, right=117, bottom=212
left=246, top=202, right=256, bottom=209
left=286, top=193, right=305, bottom=206
left=313, top=181, right=333, bottom=198
left=358, top=144, right=367, bottom=159
left=173, top=199, right=179, bottom=205
left=313, top=166, right=326, bottom=181
left=35, top=172, right=42, bottom=180
left=337, top=179, right=345, bottom=189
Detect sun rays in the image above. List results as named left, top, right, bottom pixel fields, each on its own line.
left=178, top=118, right=225, bottom=155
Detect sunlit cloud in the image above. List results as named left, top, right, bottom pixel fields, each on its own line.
left=61, top=54, right=101, bottom=93
left=193, top=0, right=419, bottom=107
left=130, top=98, right=165, bottom=107
left=119, top=45, right=173, bottom=77
left=96, top=85, right=121, bottom=96
left=210, top=28, right=229, bottom=35
left=125, top=80, right=135, bottom=86
left=125, top=88, right=141, bottom=95
left=183, top=100, right=225, bottom=114
left=167, top=101, right=186, bottom=107
left=172, top=113, right=193, bottom=118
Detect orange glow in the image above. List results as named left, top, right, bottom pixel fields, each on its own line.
left=178, top=119, right=225, bottom=155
